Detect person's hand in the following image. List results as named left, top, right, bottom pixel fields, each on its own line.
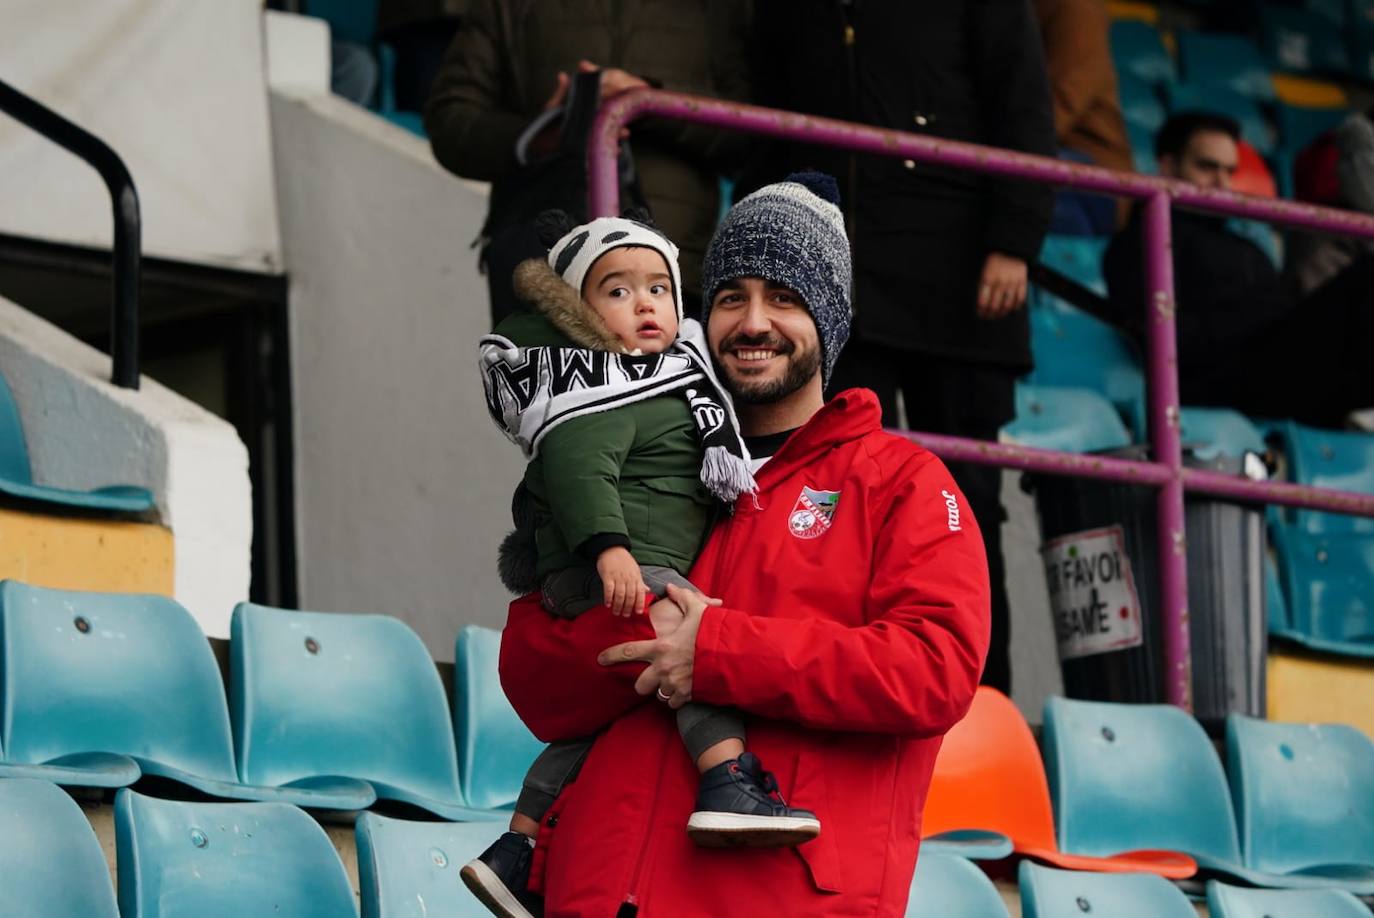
left=598, top=583, right=713, bottom=708
left=543, top=71, right=571, bottom=111
left=596, top=546, right=649, bottom=617
left=975, top=252, right=1029, bottom=319
left=578, top=59, right=648, bottom=98
left=646, top=589, right=721, bottom=637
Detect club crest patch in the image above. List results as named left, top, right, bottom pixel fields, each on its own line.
left=788, top=487, right=841, bottom=540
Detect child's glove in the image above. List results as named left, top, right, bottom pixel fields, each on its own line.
left=596, top=546, right=650, bottom=617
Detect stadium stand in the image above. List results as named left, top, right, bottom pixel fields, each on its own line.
left=453, top=625, right=544, bottom=813
left=1018, top=861, right=1197, bottom=918
left=0, top=778, right=118, bottom=917
left=356, top=812, right=507, bottom=918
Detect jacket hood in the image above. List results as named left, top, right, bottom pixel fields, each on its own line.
left=512, top=258, right=625, bottom=353
left=752, top=388, right=883, bottom=488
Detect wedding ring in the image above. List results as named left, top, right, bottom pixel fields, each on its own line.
left=656, top=687, right=673, bottom=703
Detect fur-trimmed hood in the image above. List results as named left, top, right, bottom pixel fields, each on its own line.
left=512, top=258, right=627, bottom=353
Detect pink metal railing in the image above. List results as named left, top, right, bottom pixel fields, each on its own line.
left=586, top=89, right=1374, bottom=710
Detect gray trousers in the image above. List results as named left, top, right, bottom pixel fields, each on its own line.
left=514, top=564, right=746, bottom=822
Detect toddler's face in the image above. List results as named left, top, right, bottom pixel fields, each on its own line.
left=582, top=247, right=679, bottom=354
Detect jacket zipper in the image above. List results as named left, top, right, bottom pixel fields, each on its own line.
left=623, top=725, right=671, bottom=910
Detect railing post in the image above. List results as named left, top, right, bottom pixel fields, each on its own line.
left=1142, top=191, right=1192, bottom=710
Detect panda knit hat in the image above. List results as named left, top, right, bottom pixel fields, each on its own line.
left=546, top=215, right=684, bottom=321
left=701, top=171, right=852, bottom=385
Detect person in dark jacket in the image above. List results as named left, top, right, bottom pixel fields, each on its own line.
left=1104, top=111, right=1374, bottom=428
left=745, top=1, right=1055, bottom=693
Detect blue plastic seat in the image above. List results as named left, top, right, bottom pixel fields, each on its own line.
left=115, top=788, right=356, bottom=918
left=1274, top=423, right=1374, bottom=534
left=1261, top=5, right=1350, bottom=75
left=232, top=602, right=487, bottom=820
left=1118, top=72, right=1168, bottom=132
left=1003, top=384, right=1133, bottom=454
left=1178, top=32, right=1277, bottom=101
left=1179, top=408, right=1267, bottom=460
left=1226, top=714, right=1374, bottom=892
left=1127, top=122, right=1158, bottom=173
left=1111, top=20, right=1176, bottom=85
left=1271, top=527, right=1374, bottom=656
left=0, top=371, right=153, bottom=513
left=1207, top=880, right=1373, bottom=917
left=1277, top=103, right=1347, bottom=152
left=1038, top=235, right=1110, bottom=293
left=1018, top=861, right=1196, bottom=918
left=1167, top=82, right=1275, bottom=155
left=905, top=849, right=1008, bottom=917
left=0, top=580, right=371, bottom=808
left=1026, top=295, right=1147, bottom=437
left=357, top=812, right=509, bottom=917
left=0, top=778, right=119, bottom=917
left=454, top=626, right=545, bottom=812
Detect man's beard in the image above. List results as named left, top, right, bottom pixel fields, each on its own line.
left=713, top=332, right=822, bottom=405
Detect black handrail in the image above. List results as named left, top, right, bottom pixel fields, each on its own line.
left=0, top=78, right=140, bottom=389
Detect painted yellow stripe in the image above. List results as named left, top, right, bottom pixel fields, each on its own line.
left=1269, top=649, right=1374, bottom=741
left=0, top=506, right=173, bottom=596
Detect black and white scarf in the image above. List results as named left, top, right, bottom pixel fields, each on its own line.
left=479, top=318, right=756, bottom=503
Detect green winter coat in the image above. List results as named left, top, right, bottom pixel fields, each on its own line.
left=495, top=259, right=715, bottom=578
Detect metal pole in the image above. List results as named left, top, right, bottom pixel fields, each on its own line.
left=1143, top=192, right=1192, bottom=710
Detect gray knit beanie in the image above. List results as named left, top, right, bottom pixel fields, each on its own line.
left=701, top=171, right=852, bottom=385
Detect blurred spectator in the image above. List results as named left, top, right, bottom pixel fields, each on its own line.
left=1104, top=111, right=1374, bottom=428
left=376, top=0, right=467, bottom=113
left=747, top=1, right=1057, bottom=694
left=425, top=1, right=750, bottom=322
left=1287, top=111, right=1374, bottom=297
left=1033, top=0, right=1133, bottom=233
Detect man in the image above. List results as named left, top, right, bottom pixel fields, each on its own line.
left=1103, top=111, right=1374, bottom=427
left=495, top=173, right=991, bottom=916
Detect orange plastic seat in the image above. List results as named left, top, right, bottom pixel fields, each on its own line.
left=921, top=687, right=1197, bottom=879
left=1233, top=141, right=1278, bottom=198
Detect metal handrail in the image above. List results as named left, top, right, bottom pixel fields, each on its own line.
left=586, top=89, right=1374, bottom=711
left=0, top=78, right=140, bottom=389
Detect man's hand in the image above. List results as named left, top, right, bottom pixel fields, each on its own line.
left=543, top=71, right=571, bottom=111
left=598, top=583, right=713, bottom=708
left=975, top=252, right=1029, bottom=320
left=578, top=59, right=648, bottom=98
left=596, top=546, right=649, bottom=617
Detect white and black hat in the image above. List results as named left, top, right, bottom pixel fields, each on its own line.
left=545, top=214, right=684, bottom=320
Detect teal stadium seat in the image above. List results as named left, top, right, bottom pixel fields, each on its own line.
left=0, top=778, right=119, bottom=917
left=1206, top=880, right=1374, bottom=917
left=0, top=370, right=153, bottom=513
left=1018, top=861, right=1196, bottom=918
left=1110, top=20, right=1177, bottom=85
left=905, top=849, right=1008, bottom=918
left=1274, top=423, right=1374, bottom=533
left=115, top=789, right=356, bottom=918
left=1003, top=384, right=1133, bottom=454
left=1226, top=714, right=1374, bottom=893
left=1038, top=235, right=1109, bottom=293
left=1167, top=82, right=1275, bottom=155
left=1266, top=551, right=1293, bottom=636
left=454, top=626, right=545, bottom=812
left=356, top=812, right=509, bottom=918
left=1260, top=5, right=1351, bottom=75
left=1177, top=32, right=1277, bottom=101
left=1276, top=103, right=1347, bottom=153
left=1305, top=0, right=1347, bottom=28
left=1178, top=408, right=1267, bottom=460
left=1118, top=72, right=1168, bottom=133
left=1027, top=295, right=1147, bottom=437
left=0, top=581, right=372, bottom=808
left=1128, top=123, right=1159, bottom=173
left=232, top=602, right=489, bottom=820
left=1271, top=527, right=1374, bottom=657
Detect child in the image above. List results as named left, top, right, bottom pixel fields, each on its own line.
left=464, top=212, right=819, bottom=918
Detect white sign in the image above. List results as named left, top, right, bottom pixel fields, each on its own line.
left=1042, top=525, right=1144, bottom=660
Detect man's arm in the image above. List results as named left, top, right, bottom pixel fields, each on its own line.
left=1037, top=0, right=1116, bottom=141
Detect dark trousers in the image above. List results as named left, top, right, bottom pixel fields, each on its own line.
left=830, top=341, right=1018, bottom=693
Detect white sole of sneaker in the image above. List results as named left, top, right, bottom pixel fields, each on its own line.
left=686, top=811, right=822, bottom=848
left=459, top=858, right=536, bottom=918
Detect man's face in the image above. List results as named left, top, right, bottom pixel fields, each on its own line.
left=1161, top=129, right=1239, bottom=191
left=707, top=277, right=822, bottom=404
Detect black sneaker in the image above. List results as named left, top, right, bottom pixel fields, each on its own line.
left=686, top=752, right=821, bottom=848
left=460, top=831, right=544, bottom=918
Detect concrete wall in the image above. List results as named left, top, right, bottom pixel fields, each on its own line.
left=270, top=90, right=520, bottom=662
left=0, top=296, right=252, bottom=634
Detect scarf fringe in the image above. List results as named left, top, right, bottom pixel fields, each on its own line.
left=702, top=445, right=758, bottom=504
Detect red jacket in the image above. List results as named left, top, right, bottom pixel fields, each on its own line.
left=499, top=389, right=991, bottom=917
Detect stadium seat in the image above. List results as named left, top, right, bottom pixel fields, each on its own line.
left=1178, top=408, right=1267, bottom=460
left=904, top=849, right=1009, bottom=918
left=1305, top=0, right=1347, bottom=28
left=1027, top=295, right=1147, bottom=437
left=232, top=602, right=488, bottom=820
left=356, top=812, right=507, bottom=918
left=1111, top=20, right=1176, bottom=85
left=1118, top=72, right=1168, bottom=132
left=1271, top=73, right=1349, bottom=107
left=922, top=687, right=1197, bottom=878
left=0, top=778, right=119, bottom=917
left=1177, top=32, right=1277, bottom=101
left=0, top=581, right=370, bottom=808
left=1266, top=551, right=1292, bottom=635
left=114, top=789, right=356, bottom=918
left=1260, top=5, right=1351, bottom=75
left=1272, top=423, right=1374, bottom=534
left=1166, top=82, right=1275, bottom=155
left=1276, top=103, right=1348, bottom=154
left=1128, top=122, right=1158, bottom=173
left=1232, top=140, right=1280, bottom=198
left=1226, top=714, right=1374, bottom=892
left=1003, top=384, right=1134, bottom=454
left=1038, top=235, right=1109, bottom=293
left=1018, top=861, right=1196, bottom=918
left=1206, top=880, right=1374, bottom=917
left=453, top=626, right=545, bottom=812
left=0, top=370, right=154, bottom=513
left=1271, top=527, right=1374, bottom=656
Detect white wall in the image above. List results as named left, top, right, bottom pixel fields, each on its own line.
left=0, top=297, right=252, bottom=635
left=271, top=90, right=520, bottom=662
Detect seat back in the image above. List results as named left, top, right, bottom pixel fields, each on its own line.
left=115, top=789, right=355, bottom=917
left=1118, top=72, right=1167, bottom=132
left=1004, top=384, right=1133, bottom=454
left=1206, top=880, right=1373, bottom=918
left=905, top=849, right=1008, bottom=917
left=1277, top=103, right=1347, bottom=153
left=0, top=370, right=32, bottom=484
left=1178, top=408, right=1266, bottom=461
left=453, top=626, right=545, bottom=810
left=1038, top=235, right=1110, bottom=293
left=923, top=687, right=1059, bottom=852
left=356, top=812, right=508, bottom=918
left=1110, top=20, right=1176, bottom=85
left=1265, top=552, right=1291, bottom=635
left=1260, top=6, right=1350, bottom=75
left=1019, top=861, right=1196, bottom=918
left=1226, top=714, right=1374, bottom=875
left=1177, top=32, right=1276, bottom=101
left=1272, top=528, right=1374, bottom=646
left=0, top=778, right=118, bottom=917
left=1277, top=423, right=1374, bottom=534
left=1042, top=697, right=1242, bottom=863
left=0, top=580, right=239, bottom=781
left=1027, top=296, right=1146, bottom=436
left=231, top=602, right=463, bottom=804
